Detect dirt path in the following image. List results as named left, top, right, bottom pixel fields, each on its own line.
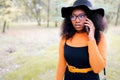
left=0, top=27, right=60, bottom=55
left=0, top=26, right=60, bottom=78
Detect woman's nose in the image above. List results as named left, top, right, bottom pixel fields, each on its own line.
left=75, top=17, right=81, bottom=22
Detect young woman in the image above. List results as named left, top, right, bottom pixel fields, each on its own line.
left=56, top=0, right=107, bottom=80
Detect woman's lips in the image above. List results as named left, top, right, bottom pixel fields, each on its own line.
left=75, top=24, right=81, bottom=27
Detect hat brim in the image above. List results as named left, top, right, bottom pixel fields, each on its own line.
left=61, top=5, right=104, bottom=18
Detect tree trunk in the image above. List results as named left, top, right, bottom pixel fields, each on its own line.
left=37, top=19, right=41, bottom=26
left=47, top=0, right=50, bottom=27
left=55, top=2, right=58, bottom=27
left=3, top=20, right=6, bottom=33
left=36, top=14, right=41, bottom=26
left=39, top=9, right=41, bottom=26
left=115, top=4, right=120, bottom=26
left=55, top=21, right=57, bottom=27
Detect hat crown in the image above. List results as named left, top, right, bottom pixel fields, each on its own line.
left=73, top=0, right=92, bottom=8
left=61, top=0, right=104, bottom=18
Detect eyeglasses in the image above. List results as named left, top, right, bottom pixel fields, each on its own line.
left=70, top=14, right=86, bottom=21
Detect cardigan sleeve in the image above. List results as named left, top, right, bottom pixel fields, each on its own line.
left=56, top=37, right=66, bottom=80
left=88, top=32, right=107, bottom=73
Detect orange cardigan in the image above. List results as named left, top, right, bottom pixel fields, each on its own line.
left=56, top=32, right=107, bottom=80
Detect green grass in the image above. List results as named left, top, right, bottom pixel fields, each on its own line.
left=0, top=25, right=120, bottom=80
left=1, top=45, right=58, bottom=80
left=105, top=26, right=120, bottom=80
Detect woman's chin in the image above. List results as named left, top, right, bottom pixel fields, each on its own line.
left=75, top=27, right=83, bottom=31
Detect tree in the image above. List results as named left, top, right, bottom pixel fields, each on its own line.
left=47, top=0, right=50, bottom=27
left=17, top=0, right=46, bottom=26
left=0, top=0, right=22, bottom=33
left=115, top=3, right=120, bottom=26
left=92, top=0, right=120, bottom=25
left=50, top=0, right=68, bottom=27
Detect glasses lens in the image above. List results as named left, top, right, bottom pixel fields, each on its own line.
left=70, top=15, right=75, bottom=20
left=78, top=14, right=86, bottom=19
left=70, top=14, right=86, bottom=21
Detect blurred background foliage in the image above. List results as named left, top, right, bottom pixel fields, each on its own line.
left=0, top=0, right=120, bottom=32
left=92, top=0, right=120, bottom=26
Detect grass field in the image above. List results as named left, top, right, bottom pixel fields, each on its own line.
left=105, top=26, right=120, bottom=80
left=0, top=25, right=120, bottom=80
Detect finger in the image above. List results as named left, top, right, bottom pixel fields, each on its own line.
left=85, top=21, right=90, bottom=24
left=86, top=18, right=92, bottom=23
left=86, top=18, right=91, bottom=21
left=84, top=24, right=90, bottom=27
left=85, top=24, right=95, bottom=31
left=84, top=23, right=93, bottom=29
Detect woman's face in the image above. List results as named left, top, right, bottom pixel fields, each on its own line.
left=70, top=9, right=87, bottom=31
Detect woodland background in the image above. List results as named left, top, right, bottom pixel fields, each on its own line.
left=0, top=0, right=120, bottom=80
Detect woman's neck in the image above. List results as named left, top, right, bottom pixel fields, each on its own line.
left=76, top=29, right=86, bottom=33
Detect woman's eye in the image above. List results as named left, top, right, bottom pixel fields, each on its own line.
left=79, top=15, right=84, bottom=18
left=72, top=15, right=75, bottom=18
left=70, top=15, right=75, bottom=19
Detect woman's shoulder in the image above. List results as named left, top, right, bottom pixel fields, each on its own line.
left=100, top=31, right=105, bottom=38
left=59, top=36, right=66, bottom=43
left=99, top=31, right=106, bottom=42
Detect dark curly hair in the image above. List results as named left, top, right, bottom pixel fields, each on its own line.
left=61, top=9, right=106, bottom=44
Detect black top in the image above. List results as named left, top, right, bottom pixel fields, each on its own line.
left=64, top=43, right=99, bottom=80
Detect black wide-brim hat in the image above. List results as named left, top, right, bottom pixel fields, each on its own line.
left=61, top=0, right=104, bottom=18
